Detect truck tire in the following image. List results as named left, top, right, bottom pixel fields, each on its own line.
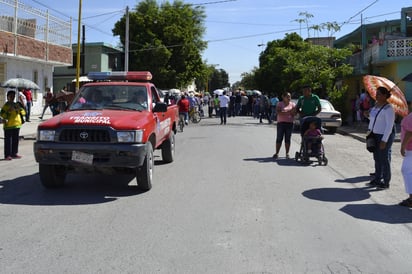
left=161, top=133, right=175, bottom=163
left=39, top=164, right=66, bottom=188
left=136, top=142, right=153, bottom=191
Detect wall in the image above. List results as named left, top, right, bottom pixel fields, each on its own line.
left=0, top=57, right=53, bottom=116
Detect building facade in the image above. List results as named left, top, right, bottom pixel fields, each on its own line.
left=334, top=6, right=412, bottom=102
left=53, top=42, right=124, bottom=92
left=0, top=0, right=72, bottom=115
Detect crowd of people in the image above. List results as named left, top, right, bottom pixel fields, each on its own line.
left=1, top=84, right=412, bottom=208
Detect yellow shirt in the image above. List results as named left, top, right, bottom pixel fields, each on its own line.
left=0, top=102, right=26, bottom=129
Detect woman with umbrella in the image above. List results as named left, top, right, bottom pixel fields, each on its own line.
left=0, top=90, right=26, bottom=160
left=366, top=87, right=395, bottom=190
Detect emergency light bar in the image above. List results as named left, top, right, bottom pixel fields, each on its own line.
left=87, top=71, right=153, bottom=81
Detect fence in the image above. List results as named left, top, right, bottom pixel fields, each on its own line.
left=0, top=0, right=71, bottom=46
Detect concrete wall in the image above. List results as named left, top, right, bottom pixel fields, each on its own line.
left=0, top=57, right=54, bottom=116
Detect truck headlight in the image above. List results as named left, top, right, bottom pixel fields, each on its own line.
left=117, top=130, right=143, bottom=143
left=38, top=130, right=56, bottom=141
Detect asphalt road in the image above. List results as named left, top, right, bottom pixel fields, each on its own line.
left=1, top=115, right=411, bottom=273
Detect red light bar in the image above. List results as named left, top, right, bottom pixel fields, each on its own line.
left=87, top=71, right=152, bottom=81
left=126, top=71, right=152, bottom=81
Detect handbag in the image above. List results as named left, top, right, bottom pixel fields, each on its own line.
left=366, top=132, right=375, bottom=152
left=366, top=104, right=386, bottom=153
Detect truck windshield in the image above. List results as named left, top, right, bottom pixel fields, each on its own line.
left=69, top=85, right=149, bottom=111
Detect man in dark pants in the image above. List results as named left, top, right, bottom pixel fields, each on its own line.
left=218, top=91, right=230, bottom=125
left=296, top=85, right=321, bottom=125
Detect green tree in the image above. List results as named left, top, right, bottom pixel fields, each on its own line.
left=112, top=0, right=207, bottom=88
left=255, top=32, right=353, bottom=104
left=209, top=68, right=229, bottom=92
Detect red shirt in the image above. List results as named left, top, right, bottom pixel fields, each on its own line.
left=177, top=98, right=189, bottom=113
left=23, top=89, right=32, bottom=101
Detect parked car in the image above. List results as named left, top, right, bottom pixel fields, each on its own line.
left=292, top=98, right=342, bottom=134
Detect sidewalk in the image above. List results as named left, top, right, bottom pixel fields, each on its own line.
left=337, top=122, right=401, bottom=143
left=0, top=112, right=53, bottom=140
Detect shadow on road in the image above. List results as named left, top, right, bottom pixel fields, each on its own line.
left=340, top=204, right=412, bottom=224
left=302, top=187, right=371, bottom=202
left=0, top=173, right=145, bottom=206
left=335, top=175, right=371, bottom=184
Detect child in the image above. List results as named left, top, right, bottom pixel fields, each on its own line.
left=304, top=121, right=322, bottom=154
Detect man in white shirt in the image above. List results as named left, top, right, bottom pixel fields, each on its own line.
left=218, top=91, right=230, bottom=125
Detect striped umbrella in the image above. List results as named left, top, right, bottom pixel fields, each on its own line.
left=362, top=75, right=408, bottom=117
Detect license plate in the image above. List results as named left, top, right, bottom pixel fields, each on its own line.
left=71, top=151, right=93, bottom=165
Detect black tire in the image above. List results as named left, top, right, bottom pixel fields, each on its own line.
left=162, top=133, right=175, bottom=163
left=136, top=142, right=153, bottom=191
left=191, top=112, right=201, bottom=123
left=39, top=164, right=66, bottom=188
left=323, top=156, right=328, bottom=166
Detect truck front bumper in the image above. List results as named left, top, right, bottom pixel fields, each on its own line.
left=34, top=142, right=147, bottom=168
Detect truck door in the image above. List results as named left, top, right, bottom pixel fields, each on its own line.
left=151, top=86, right=169, bottom=145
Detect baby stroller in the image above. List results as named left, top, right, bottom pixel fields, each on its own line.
left=295, top=116, right=328, bottom=165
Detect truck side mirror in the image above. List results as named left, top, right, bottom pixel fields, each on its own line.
left=153, top=102, right=167, bottom=112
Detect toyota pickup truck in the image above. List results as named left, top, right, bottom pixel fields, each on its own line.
left=34, top=71, right=178, bottom=191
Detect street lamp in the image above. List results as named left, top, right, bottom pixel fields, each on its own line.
left=258, top=43, right=265, bottom=53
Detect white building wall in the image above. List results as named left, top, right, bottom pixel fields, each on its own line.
left=1, top=56, right=54, bottom=116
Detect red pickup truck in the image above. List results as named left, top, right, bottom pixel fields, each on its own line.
left=34, top=71, right=178, bottom=191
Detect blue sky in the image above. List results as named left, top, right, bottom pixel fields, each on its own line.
left=25, top=0, right=412, bottom=84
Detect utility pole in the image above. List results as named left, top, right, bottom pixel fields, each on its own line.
left=75, top=0, right=82, bottom=91
left=125, top=6, right=129, bottom=72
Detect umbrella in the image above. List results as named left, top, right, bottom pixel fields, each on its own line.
left=71, top=76, right=92, bottom=82
left=245, top=90, right=254, bottom=96
left=169, top=88, right=181, bottom=95
left=213, top=89, right=224, bottom=95
left=362, top=75, right=408, bottom=117
left=2, top=78, right=40, bottom=90
left=253, top=90, right=262, bottom=95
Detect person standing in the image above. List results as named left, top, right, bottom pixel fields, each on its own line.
left=22, top=88, right=33, bottom=122
left=40, top=87, right=53, bottom=119
left=259, top=93, right=271, bottom=124
left=296, top=85, right=321, bottom=119
left=177, top=94, right=190, bottom=125
left=270, top=93, right=279, bottom=121
left=235, top=89, right=242, bottom=116
left=228, top=92, right=236, bottom=117
left=18, top=89, right=27, bottom=110
left=218, top=91, right=230, bottom=125
left=0, top=90, right=26, bottom=160
left=273, top=92, right=295, bottom=159
left=208, top=95, right=214, bottom=118
left=399, top=102, right=412, bottom=207
left=367, top=86, right=395, bottom=190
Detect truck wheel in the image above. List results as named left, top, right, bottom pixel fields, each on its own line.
left=39, top=164, right=66, bottom=188
left=161, top=133, right=175, bottom=163
left=136, top=142, right=153, bottom=191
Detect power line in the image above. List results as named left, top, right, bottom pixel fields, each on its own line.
left=339, top=0, right=379, bottom=28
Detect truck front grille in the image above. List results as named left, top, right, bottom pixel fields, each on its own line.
left=59, top=129, right=111, bottom=143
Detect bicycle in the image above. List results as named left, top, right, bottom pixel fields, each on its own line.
left=189, top=106, right=201, bottom=123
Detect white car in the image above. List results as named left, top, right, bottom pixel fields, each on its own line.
left=292, top=98, right=342, bottom=134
